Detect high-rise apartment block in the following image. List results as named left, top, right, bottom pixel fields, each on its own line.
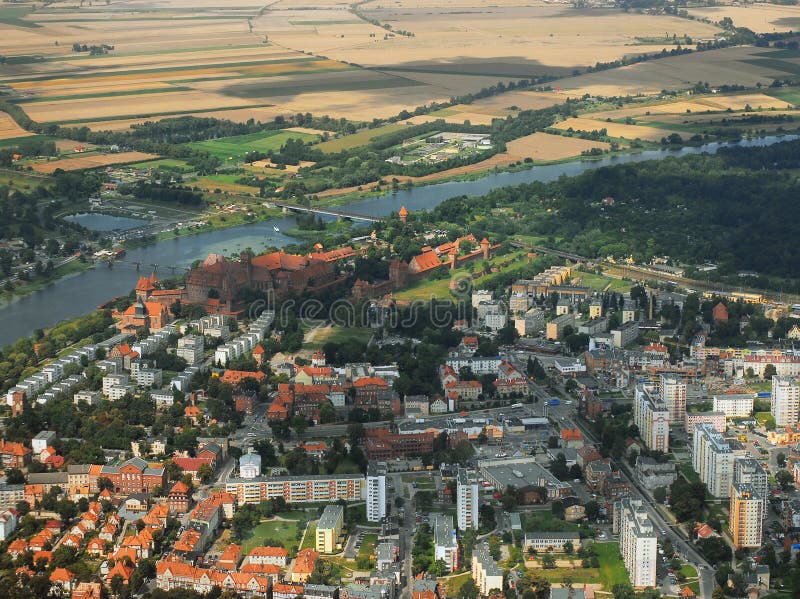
left=618, top=497, right=657, bottom=588
left=366, top=462, right=387, bottom=523
left=730, top=483, right=763, bottom=548
left=634, top=384, right=670, bottom=452
left=772, top=376, right=800, bottom=427
left=692, top=423, right=735, bottom=498
left=457, top=468, right=479, bottom=531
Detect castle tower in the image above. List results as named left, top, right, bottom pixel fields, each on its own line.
left=399, top=205, right=408, bottom=224
left=450, top=248, right=457, bottom=270
left=481, top=237, right=490, bottom=260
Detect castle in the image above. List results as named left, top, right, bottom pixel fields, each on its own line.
left=352, top=234, right=499, bottom=301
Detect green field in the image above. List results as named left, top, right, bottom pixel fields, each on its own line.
left=0, top=5, right=38, bottom=28
left=394, top=251, right=526, bottom=302
left=444, top=572, right=473, bottom=596
left=300, top=522, right=317, bottom=550
left=534, top=566, right=602, bottom=584
left=316, top=123, right=407, bottom=153
left=358, top=533, right=378, bottom=562
left=574, top=270, right=633, bottom=293
left=240, top=511, right=312, bottom=555
left=133, top=158, right=192, bottom=171
left=679, top=462, right=701, bottom=484
left=189, top=130, right=318, bottom=162
left=594, top=542, right=629, bottom=590
left=303, top=324, right=373, bottom=351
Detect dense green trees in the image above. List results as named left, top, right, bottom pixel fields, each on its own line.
left=425, top=139, right=800, bottom=288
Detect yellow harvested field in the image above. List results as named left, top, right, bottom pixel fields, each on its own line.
left=22, top=91, right=270, bottom=123
left=284, top=127, right=330, bottom=136
left=0, top=112, right=33, bottom=141
left=688, top=4, right=800, bottom=33
left=30, top=151, right=157, bottom=173
left=552, top=117, right=680, bottom=141
left=262, top=4, right=720, bottom=73
left=503, top=132, right=611, bottom=161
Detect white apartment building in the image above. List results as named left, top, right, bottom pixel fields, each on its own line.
left=472, top=544, right=503, bottom=595
left=176, top=334, right=204, bottom=365
left=772, top=376, right=800, bottom=427
left=433, top=513, right=459, bottom=572
left=239, top=450, right=262, bottom=480
left=634, top=384, right=670, bottom=453
left=660, top=373, right=687, bottom=425
left=457, top=468, right=479, bottom=531
left=693, top=423, right=736, bottom=498
left=103, top=374, right=129, bottom=396
left=618, top=497, right=657, bottom=588
left=730, top=483, right=764, bottom=548
left=366, top=462, right=387, bottom=523
left=713, top=394, right=754, bottom=419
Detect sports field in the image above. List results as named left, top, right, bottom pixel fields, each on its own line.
left=189, top=130, right=319, bottom=162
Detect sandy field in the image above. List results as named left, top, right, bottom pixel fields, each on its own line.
left=30, top=151, right=157, bottom=173
left=502, top=132, right=611, bottom=161
left=688, top=4, right=800, bottom=33
left=260, top=4, right=720, bottom=74
left=21, top=90, right=272, bottom=123
left=551, top=117, right=681, bottom=141
left=0, top=112, right=34, bottom=141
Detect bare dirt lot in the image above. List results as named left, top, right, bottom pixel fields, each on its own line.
left=29, top=151, right=157, bottom=173
left=0, top=112, right=34, bottom=140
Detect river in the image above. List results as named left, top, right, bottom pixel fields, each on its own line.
left=0, top=134, right=794, bottom=347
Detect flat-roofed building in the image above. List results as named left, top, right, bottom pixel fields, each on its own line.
left=713, top=394, right=754, bottom=418
left=316, top=504, right=344, bottom=553
left=730, top=483, right=763, bottom=548
left=618, top=497, right=657, bottom=588
left=693, top=423, right=735, bottom=498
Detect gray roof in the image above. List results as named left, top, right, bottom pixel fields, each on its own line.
left=525, top=532, right=580, bottom=540
left=318, top=504, right=344, bottom=530
left=27, top=472, right=68, bottom=485
left=67, top=464, right=92, bottom=475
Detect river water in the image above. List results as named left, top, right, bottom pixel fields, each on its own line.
left=0, top=135, right=793, bottom=347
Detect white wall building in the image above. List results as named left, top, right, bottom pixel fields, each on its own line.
left=457, top=468, right=479, bottom=531
left=733, top=457, right=768, bottom=513
left=634, top=384, right=670, bottom=453
left=772, top=376, right=800, bottom=427
left=618, top=497, right=657, bottom=588
left=713, top=394, right=754, bottom=419
left=660, top=373, right=687, bottom=425
left=177, top=334, right=204, bottom=365
left=366, top=462, right=387, bottom=523
left=693, top=422, right=736, bottom=498
left=239, top=450, right=262, bottom=480
left=433, top=513, right=459, bottom=572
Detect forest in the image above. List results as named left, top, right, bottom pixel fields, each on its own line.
left=423, top=139, right=800, bottom=289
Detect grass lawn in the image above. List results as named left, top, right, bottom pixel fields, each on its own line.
left=575, top=270, right=633, bottom=293
left=534, top=566, right=602, bottom=584
left=755, top=412, right=772, bottom=426
left=679, top=462, right=701, bottom=484
left=189, top=130, right=319, bottom=163
left=300, top=522, right=317, bottom=550
left=303, top=324, right=373, bottom=351
left=593, top=542, right=629, bottom=590
left=358, top=533, right=378, bottom=561
left=394, top=250, right=527, bottom=302
left=315, top=123, right=407, bottom=153
left=680, top=563, right=698, bottom=579
left=444, top=572, right=473, bottom=596
left=240, top=511, right=312, bottom=556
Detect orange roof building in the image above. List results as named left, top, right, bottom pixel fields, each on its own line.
left=290, top=548, right=319, bottom=583
left=220, top=370, right=266, bottom=385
